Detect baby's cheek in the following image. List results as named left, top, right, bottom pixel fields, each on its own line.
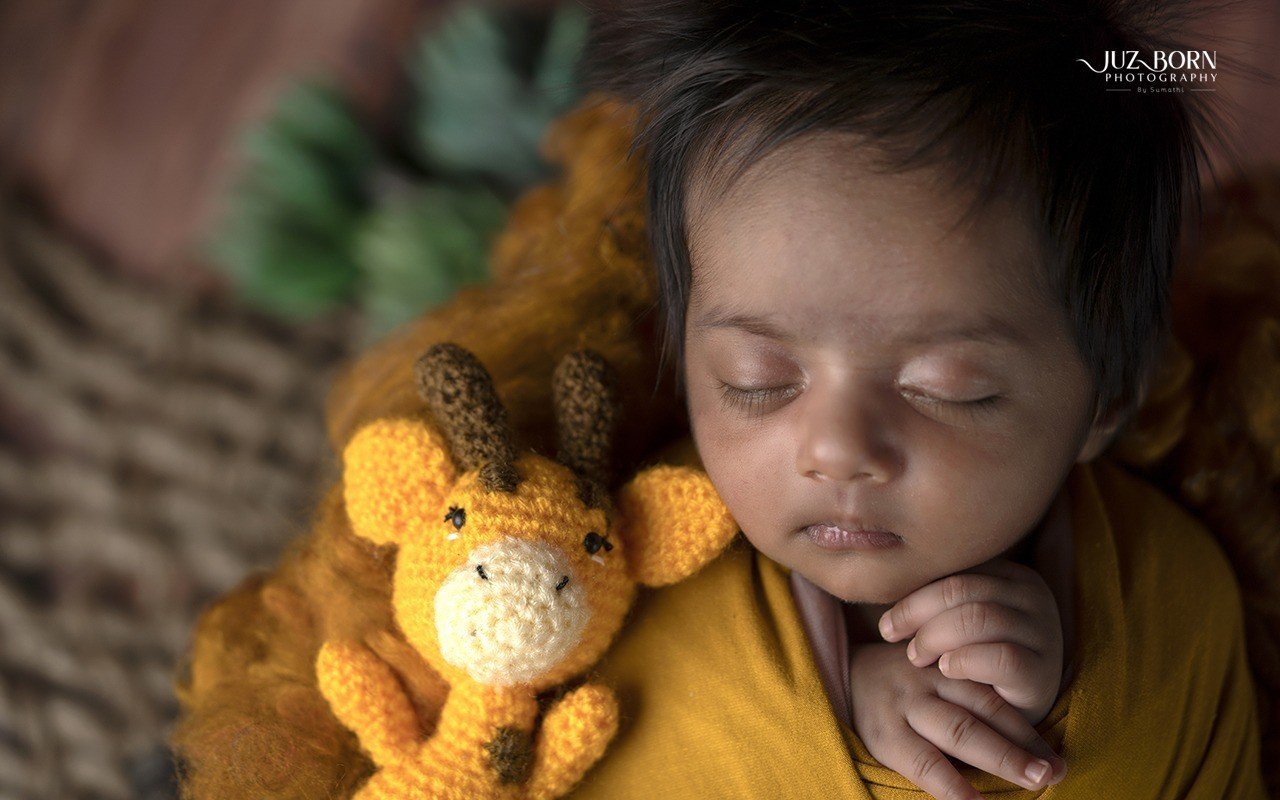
left=907, top=433, right=1001, bottom=503
left=690, top=411, right=785, bottom=509
left=911, top=458, right=1059, bottom=576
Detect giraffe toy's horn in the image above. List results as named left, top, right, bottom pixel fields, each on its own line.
left=414, top=342, right=521, bottom=492
left=552, top=348, right=620, bottom=510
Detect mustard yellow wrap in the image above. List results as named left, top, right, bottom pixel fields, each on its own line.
left=567, top=457, right=1265, bottom=799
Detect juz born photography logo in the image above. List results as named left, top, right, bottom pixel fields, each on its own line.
left=1077, top=49, right=1218, bottom=93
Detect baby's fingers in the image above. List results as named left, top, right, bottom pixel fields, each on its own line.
left=935, top=678, right=1066, bottom=783
left=868, top=725, right=984, bottom=800
left=906, top=695, right=1058, bottom=793
left=938, top=642, right=1045, bottom=708
left=879, top=573, right=1014, bottom=643
left=906, top=602, right=1039, bottom=668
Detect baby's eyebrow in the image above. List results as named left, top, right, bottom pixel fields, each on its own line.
left=896, top=315, right=1029, bottom=348
left=692, top=306, right=1028, bottom=348
left=692, top=308, right=796, bottom=342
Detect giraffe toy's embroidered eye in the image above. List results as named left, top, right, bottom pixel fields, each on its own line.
left=444, top=506, right=466, bottom=530
left=583, top=531, right=613, bottom=555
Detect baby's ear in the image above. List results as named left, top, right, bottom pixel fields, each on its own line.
left=343, top=418, right=458, bottom=546
left=617, top=465, right=738, bottom=587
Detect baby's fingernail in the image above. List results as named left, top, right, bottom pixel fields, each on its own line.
left=906, top=639, right=918, bottom=662
left=878, top=613, right=894, bottom=639
left=939, top=652, right=950, bottom=672
left=1025, top=760, right=1050, bottom=784
left=1050, top=756, right=1068, bottom=781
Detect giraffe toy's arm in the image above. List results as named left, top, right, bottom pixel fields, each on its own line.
left=316, top=640, right=425, bottom=768
left=527, top=683, right=619, bottom=800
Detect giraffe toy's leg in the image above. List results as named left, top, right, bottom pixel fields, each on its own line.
left=526, top=684, right=619, bottom=800
left=354, top=763, right=497, bottom=800
left=316, top=640, right=424, bottom=768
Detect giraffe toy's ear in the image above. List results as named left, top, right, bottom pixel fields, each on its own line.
left=616, top=464, right=739, bottom=587
left=343, top=418, right=458, bottom=546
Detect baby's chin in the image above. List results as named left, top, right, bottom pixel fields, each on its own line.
left=816, top=575, right=909, bottom=605
left=784, top=549, right=935, bottom=605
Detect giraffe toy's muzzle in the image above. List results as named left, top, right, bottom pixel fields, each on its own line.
left=434, top=537, right=589, bottom=685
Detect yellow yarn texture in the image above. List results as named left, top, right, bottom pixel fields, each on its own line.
left=316, top=342, right=738, bottom=798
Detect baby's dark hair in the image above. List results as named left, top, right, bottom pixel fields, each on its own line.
left=581, top=0, right=1239, bottom=425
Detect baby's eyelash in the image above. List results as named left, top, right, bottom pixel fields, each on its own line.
left=716, top=381, right=1002, bottom=421
left=902, top=389, right=1004, bottom=420
left=950, top=394, right=1003, bottom=420
left=715, top=381, right=798, bottom=417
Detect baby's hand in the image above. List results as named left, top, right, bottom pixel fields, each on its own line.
left=848, top=641, right=1065, bottom=800
left=878, top=558, right=1065, bottom=726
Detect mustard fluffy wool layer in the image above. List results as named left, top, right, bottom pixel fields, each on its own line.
left=170, top=94, right=687, bottom=799
left=170, top=85, right=1280, bottom=798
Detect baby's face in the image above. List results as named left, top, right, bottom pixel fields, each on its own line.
left=682, top=133, right=1117, bottom=604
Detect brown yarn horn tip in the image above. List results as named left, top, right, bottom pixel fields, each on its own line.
left=413, top=342, right=519, bottom=490
left=552, top=348, right=621, bottom=497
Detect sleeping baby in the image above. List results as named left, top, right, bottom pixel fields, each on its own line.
left=566, top=1, right=1266, bottom=798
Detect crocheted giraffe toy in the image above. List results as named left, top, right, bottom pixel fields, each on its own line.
left=316, top=342, right=738, bottom=799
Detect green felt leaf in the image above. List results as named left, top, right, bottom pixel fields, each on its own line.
left=208, top=5, right=588, bottom=325
left=269, top=81, right=378, bottom=172
left=407, top=2, right=587, bottom=188
left=210, top=221, right=360, bottom=318
left=209, top=81, right=376, bottom=318
left=532, top=2, right=589, bottom=106
left=355, top=183, right=508, bottom=337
